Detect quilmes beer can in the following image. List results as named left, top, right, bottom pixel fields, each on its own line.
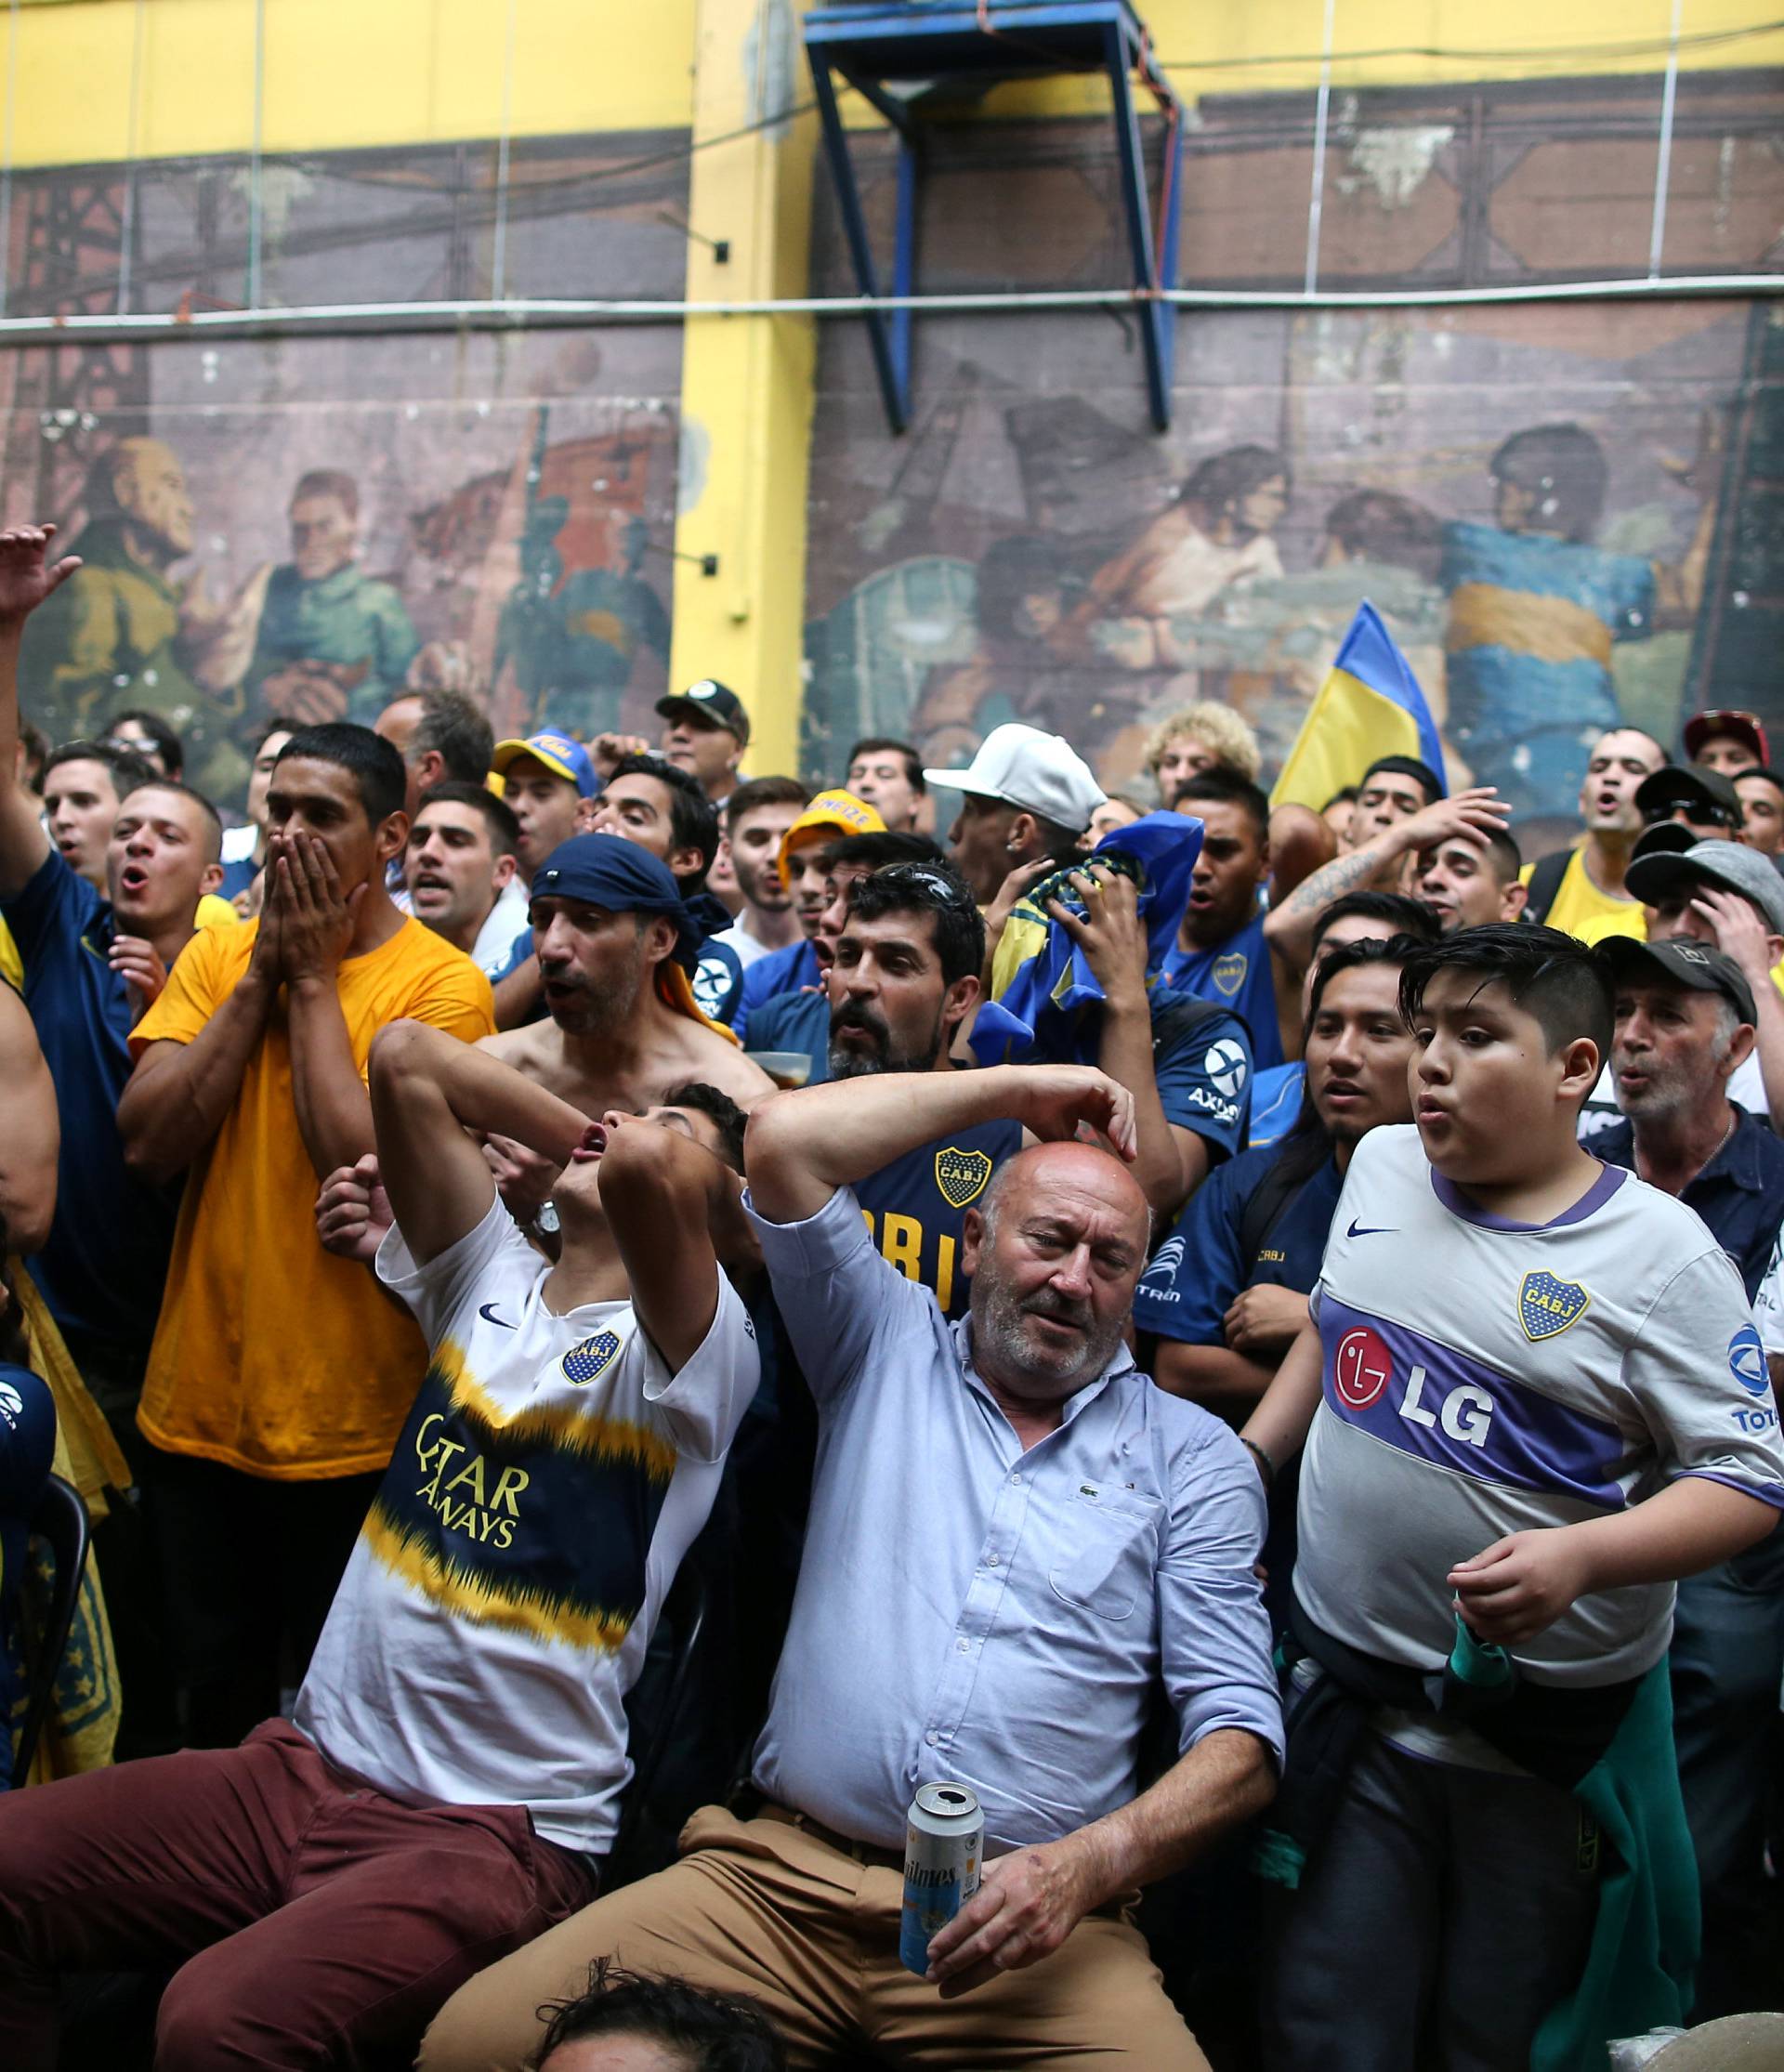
left=899, top=1781, right=983, bottom=1977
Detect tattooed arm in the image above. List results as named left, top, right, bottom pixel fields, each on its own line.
left=1263, top=788, right=1509, bottom=977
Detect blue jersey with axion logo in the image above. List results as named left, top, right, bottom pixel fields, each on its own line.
left=1296, top=1125, right=1784, bottom=1690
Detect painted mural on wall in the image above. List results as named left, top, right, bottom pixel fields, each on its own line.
left=803, top=299, right=1773, bottom=833
left=0, top=327, right=681, bottom=805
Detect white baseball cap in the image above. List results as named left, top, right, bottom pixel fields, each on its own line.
left=924, top=723, right=1107, bottom=835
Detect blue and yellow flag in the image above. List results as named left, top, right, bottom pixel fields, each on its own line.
left=1271, top=600, right=1447, bottom=812
left=973, top=812, right=1202, bottom=1066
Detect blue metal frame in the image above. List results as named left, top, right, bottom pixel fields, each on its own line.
left=804, top=0, right=1184, bottom=434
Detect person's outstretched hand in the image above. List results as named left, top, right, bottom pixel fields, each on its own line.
left=0, top=524, right=81, bottom=632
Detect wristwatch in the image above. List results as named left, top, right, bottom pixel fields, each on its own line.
left=530, top=1200, right=561, bottom=1238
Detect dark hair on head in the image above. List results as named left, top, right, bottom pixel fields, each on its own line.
left=725, top=775, right=809, bottom=828
left=412, top=780, right=520, bottom=859
left=109, top=707, right=184, bottom=779
left=43, top=739, right=157, bottom=796
left=410, top=688, right=494, bottom=786
left=661, top=1081, right=749, bottom=1175
left=846, top=859, right=986, bottom=989
left=1483, top=824, right=1523, bottom=884
left=846, top=737, right=925, bottom=795
left=1361, top=754, right=1444, bottom=806
left=253, top=719, right=297, bottom=758
left=1735, top=766, right=1784, bottom=801
left=1273, top=934, right=1423, bottom=1192
left=1489, top=423, right=1607, bottom=544
left=273, top=723, right=406, bottom=826
left=824, top=830, right=946, bottom=874
left=531, top=1959, right=785, bottom=2072
left=1311, top=889, right=1440, bottom=952
left=1397, top=923, right=1612, bottom=1094
left=291, top=467, right=360, bottom=518
left=610, top=752, right=720, bottom=883
left=1320, top=784, right=1358, bottom=812
left=117, top=775, right=225, bottom=864
left=1172, top=768, right=1270, bottom=841
left=975, top=534, right=1071, bottom=642
left=1321, top=488, right=1443, bottom=584
left=1181, top=444, right=1290, bottom=520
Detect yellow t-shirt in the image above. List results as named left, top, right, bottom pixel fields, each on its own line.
left=1522, top=847, right=1646, bottom=945
left=133, top=917, right=496, bottom=1479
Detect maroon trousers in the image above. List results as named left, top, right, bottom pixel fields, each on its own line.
left=0, top=1719, right=597, bottom=2071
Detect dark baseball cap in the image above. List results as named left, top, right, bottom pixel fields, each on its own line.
left=1683, top=708, right=1769, bottom=767
left=1629, top=820, right=1697, bottom=863
left=1634, top=764, right=1742, bottom=829
left=1597, top=935, right=1757, bottom=1026
left=1625, top=836, right=1784, bottom=938
left=656, top=678, right=750, bottom=746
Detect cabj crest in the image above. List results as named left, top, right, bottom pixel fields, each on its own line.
left=561, top=1331, right=623, bottom=1385
left=1212, top=952, right=1248, bottom=997
left=1518, top=1270, right=1589, bottom=1343
left=935, top=1146, right=993, bottom=1210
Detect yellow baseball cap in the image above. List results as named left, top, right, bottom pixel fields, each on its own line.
left=777, top=789, right=886, bottom=885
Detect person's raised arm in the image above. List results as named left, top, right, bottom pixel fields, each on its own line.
left=0, top=526, right=80, bottom=898
left=596, top=1119, right=749, bottom=1372
left=0, top=982, right=58, bottom=1253
left=119, top=904, right=283, bottom=1187
left=1690, top=887, right=1784, bottom=1134
left=1047, top=865, right=1190, bottom=1216
left=744, top=1061, right=1137, bottom=1226
left=367, top=1017, right=592, bottom=1266
left=1263, top=788, right=1508, bottom=971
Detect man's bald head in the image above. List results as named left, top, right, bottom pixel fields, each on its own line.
left=964, top=1139, right=1150, bottom=1409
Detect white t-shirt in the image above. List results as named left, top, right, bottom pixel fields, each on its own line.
left=472, top=877, right=531, bottom=978
left=713, top=918, right=779, bottom=972
left=1296, top=1126, right=1784, bottom=1697
left=295, top=1196, right=758, bottom=1854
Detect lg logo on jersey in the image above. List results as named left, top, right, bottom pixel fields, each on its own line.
left=1333, top=1328, right=1496, bottom=1447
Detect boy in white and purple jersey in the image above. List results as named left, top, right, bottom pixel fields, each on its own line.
left=1243, top=923, right=1784, bottom=2072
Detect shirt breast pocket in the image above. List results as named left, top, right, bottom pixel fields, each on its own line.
left=1048, top=1488, right=1162, bottom=1622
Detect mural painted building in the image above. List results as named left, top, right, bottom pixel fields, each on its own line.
left=5, top=0, right=1780, bottom=829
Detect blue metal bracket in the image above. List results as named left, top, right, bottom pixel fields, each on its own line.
left=803, top=1, right=1185, bottom=435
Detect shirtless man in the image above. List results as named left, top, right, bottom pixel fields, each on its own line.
left=318, top=833, right=771, bottom=1252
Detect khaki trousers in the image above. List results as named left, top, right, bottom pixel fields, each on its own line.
left=420, top=1803, right=1210, bottom=2071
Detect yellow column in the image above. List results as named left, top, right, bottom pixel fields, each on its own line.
left=668, top=0, right=819, bottom=779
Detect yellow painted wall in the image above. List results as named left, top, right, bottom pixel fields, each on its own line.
left=7, top=0, right=698, bottom=166
left=10, top=0, right=1781, bottom=173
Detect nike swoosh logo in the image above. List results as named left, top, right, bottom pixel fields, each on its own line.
left=478, top=1303, right=517, bottom=1329
left=1345, top=1220, right=1396, bottom=1239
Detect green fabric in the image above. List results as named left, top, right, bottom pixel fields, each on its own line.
left=1448, top=1616, right=1515, bottom=1691
left=1530, top=1661, right=1699, bottom=2072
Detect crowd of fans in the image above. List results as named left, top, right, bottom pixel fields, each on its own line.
left=0, top=516, right=1778, bottom=2071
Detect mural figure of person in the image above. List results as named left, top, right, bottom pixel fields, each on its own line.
left=245, top=469, right=419, bottom=729
left=494, top=506, right=670, bottom=741
left=908, top=534, right=1082, bottom=765
left=19, top=437, right=203, bottom=748
left=1063, top=444, right=1291, bottom=677
left=1440, top=421, right=1718, bottom=823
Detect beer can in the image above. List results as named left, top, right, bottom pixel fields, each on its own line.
left=899, top=1781, right=983, bottom=1977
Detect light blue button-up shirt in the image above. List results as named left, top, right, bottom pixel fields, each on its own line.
left=746, top=1184, right=1284, bottom=1854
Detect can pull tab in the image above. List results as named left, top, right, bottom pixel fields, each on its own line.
left=933, top=1788, right=973, bottom=1811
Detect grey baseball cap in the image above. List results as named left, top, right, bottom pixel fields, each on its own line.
left=1625, top=837, right=1784, bottom=938
left=1596, top=935, right=1757, bottom=1027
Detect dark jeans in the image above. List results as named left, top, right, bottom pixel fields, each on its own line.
left=1261, top=1730, right=1599, bottom=2072
left=0, top=1719, right=597, bottom=2072
left=151, top=1451, right=383, bottom=1747
left=1671, top=1528, right=1784, bottom=2018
